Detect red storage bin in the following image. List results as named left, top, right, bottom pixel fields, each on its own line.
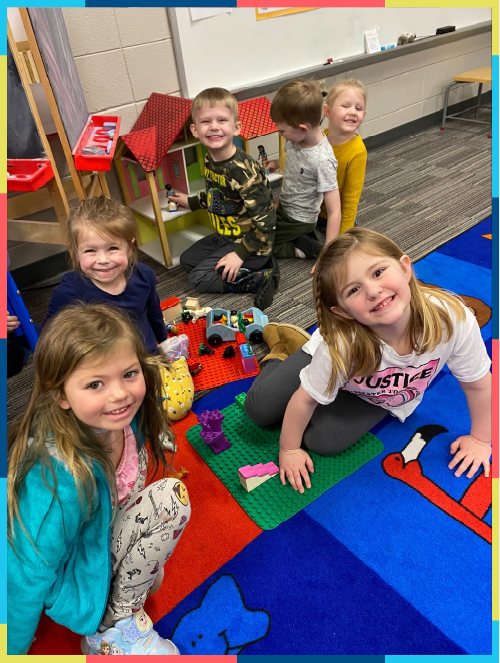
left=7, top=159, right=54, bottom=192
left=72, top=114, right=121, bottom=171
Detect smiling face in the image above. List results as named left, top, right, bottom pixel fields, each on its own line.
left=77, top=228, right=131, bottom=292
left=324, top=88, right=365, bottom=138
left=190, top=104, right=241, bottom=161
left=57, top=340, right=146, bottom=432
left=331, top=250, right=412, bottom=337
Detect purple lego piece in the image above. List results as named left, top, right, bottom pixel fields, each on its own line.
left=197, top=409, right=224, bottom=432
left=200, top=429, right=231, bottom=454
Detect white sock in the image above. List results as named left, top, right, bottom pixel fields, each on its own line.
left=294, top=247, right=306, bottom=259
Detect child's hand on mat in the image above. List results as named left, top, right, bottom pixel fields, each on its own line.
left=168, top=191, right=189, bottom=209
left=310, top=262, right=317, bottom=276
left=279, top=447, right=314, bottom=494
left=265, top=159, right=279, bottom=173
left=448, top=434, right=491, bottom=478
left=215, top=251, right=244, bottom=283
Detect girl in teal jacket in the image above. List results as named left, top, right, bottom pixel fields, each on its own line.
left=7, top=303, right=190, bottom=655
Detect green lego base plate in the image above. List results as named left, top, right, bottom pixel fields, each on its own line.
left=186, top=393, right=384, bottom=530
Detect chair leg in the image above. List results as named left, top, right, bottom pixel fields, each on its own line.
left=475, top=83, right=483, bottom=118
left=441, top=81, right=456, bottom=130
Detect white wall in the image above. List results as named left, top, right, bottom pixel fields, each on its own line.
left=170, top=6, right=492, bottom=97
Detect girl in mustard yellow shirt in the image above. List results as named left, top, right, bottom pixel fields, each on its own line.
left=322, top=79, right=367, bottom=234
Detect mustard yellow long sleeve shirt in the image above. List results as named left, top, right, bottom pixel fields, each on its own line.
left=322, top=132, right=367, bottom=234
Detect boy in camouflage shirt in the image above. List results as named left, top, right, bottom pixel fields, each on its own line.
left=169, top=88, right=278, bottom=311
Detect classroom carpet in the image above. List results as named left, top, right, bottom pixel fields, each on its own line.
left=28, top=217, right=492, bottom=655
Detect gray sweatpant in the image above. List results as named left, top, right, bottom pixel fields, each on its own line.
left=245, top=349, right=387, bottom=455
left=102, top=448, right=190, bottom=624
left=180, top=234, right=269, bottom=293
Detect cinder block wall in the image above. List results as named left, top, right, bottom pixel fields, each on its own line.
left=320, top=32, right=491, bottom=138
left=62, top=7, right=181, bottom=135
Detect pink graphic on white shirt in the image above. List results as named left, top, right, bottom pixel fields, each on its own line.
left=343, top=359, right=440, bottom=408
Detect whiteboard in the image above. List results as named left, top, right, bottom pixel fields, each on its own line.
left=169, top=6, right=491, bottom=98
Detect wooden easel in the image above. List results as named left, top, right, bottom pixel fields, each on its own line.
left=19, top=8, right=111, bottom=202
left=7, top=22, right=68, bottom=245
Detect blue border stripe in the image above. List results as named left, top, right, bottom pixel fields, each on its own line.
left=493, top=56, right=498, bottom=198
left=240, top=658, right=385, bottom=662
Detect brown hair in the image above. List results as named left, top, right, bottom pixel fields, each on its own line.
left=7, top=303, right=175, bottom=553
left=325, top=78, right=367, bottom=109
left=271, top=79, right=323, bottom=128
left=191, top=87, right=239, bottom=123
left=313, top=228, right=466, bottom=395
left=67, top=196, right=138, bottom=277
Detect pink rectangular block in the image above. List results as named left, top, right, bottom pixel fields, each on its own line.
left=262, top=462, right=279, bottom=476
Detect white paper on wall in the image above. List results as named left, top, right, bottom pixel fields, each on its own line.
left=190, top=8, right=232, bottom=22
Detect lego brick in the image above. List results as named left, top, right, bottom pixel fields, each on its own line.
left=235, top=393, right=246, bottom=411
left=186, top=394, right=384, bottom=530
left=161, top=297, right=183, bottom=325
left=185, top=297, right=200, bottom=311
left=238, top=462, right=279, bottom=492
left=239, top=343, right=255, bottom=374
left=175, top=320, right=259, bottom=391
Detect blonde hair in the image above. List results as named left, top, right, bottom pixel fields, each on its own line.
left=271, top=79, right=323, bottom=128
left=191, top=87, right=239, bottom=123
left=325, top=78, right=367, bottom=109
left=67, top=196, right=138, bottom=277
left=7, top=303, right=175, bottom=553
left=313, top=228, right=466, bottom=395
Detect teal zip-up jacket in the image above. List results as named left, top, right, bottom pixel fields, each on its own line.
left=7, top=420, right=145, bottom=655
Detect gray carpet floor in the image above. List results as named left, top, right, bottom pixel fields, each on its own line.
left=7, top=110, right=492, bottom=422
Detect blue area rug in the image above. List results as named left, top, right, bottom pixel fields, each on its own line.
left=158, top=220, right=492, bottom=655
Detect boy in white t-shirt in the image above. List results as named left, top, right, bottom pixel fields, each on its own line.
left=269, top=79, right=341, bottom=259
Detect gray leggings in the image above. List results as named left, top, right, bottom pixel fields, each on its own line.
left=102, top=448, right=191, bottom=624
left=245, top=349, right=387, bottom=455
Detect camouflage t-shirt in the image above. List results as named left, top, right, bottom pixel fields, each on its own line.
left=188, top=147, right=276, bottom=260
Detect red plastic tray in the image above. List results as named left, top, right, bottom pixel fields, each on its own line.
left=7, top=159, right=54, bottom=192
left=72, top=114, right=121, bottom=171
left=174, top=319, right=259, bottom=391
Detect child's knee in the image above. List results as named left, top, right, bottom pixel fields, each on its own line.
left=303, top=428, right=355, bottom=456
left=187, top=270, right=206, bottom=292
left=152, top=478, right=191, bottom=521
left=244, top=390, right=276, bottom=427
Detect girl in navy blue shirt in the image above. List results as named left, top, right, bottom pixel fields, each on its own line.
left=47, top=196, right=167, bottom=355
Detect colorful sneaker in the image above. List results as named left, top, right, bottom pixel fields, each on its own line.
left=82, top=608, right=179, bottom=655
